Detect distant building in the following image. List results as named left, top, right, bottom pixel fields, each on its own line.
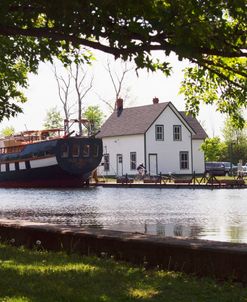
left=97, top=98, right=207, bottom=176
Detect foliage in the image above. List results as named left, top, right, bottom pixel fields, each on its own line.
left=200, top=137, right=226, bottom=161
left=230, top=142, right=247, bottom=164
left=0, top=243, right=246, bottom=302
left=222, top=117, right=247, bottom=143
left=43, top=106, right=63, bottom=129
left=221, top=117, right=247, bottom=163
left=0, top=126, right=15, bottom=137
left=0, top=1, right=246, bottom=124
left=201, top=118, right=247, bottom=163
left=83, top=105, right=105, bottom=136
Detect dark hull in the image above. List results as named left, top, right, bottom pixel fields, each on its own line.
left=0, top=136, right=103, bottom=188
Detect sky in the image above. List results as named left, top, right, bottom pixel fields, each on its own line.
left=0, top=51, right=227, bottom=138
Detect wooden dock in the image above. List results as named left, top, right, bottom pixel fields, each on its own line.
left=91, top=177, right=247, bottom=189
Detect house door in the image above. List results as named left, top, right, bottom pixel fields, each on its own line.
left=148, top=154, right=158, bottom=175
left=116, top=154, right=123, bottom=176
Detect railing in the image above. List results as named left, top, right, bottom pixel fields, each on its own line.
left=0, top=145, right=25, bottom=155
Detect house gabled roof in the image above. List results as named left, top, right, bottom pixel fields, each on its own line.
left=180, top=112, right=208, bottom=139
left=97, top=102, right=207, bottom=139
left=98, top=102, right=169, bottom=137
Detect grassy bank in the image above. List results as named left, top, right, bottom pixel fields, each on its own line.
left=0, top=243, right=246, bottom=302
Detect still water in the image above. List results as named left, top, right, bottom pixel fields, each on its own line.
left=0, top=187, right=246, bottom=243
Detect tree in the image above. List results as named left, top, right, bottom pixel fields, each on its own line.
left=222, top=117, right=247, bottom=144
left=221, top=117, right=247, bottom=163
left=53, top=64, right=74, bottom=123
left=0, top=1, right=246, bottom=124
left=200, top=137, right=226, bottom=161
left=73, top=64, right=94, bottom=135
left=53, top=60, right=94, bottom=135
left=83, top=105, right=105, bottom=136
left=0, top=126, right=15, bottom=137
left=97, top=57, right=135, bottom=112
left=43, top=107, right=63, bottom=129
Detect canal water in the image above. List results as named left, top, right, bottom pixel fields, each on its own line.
left=0, top=187, right=246, bottom=243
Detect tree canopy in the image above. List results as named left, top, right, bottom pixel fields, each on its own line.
left=83, top=105, right=105, bottom=136
left=43, top=106, right=63, bottom=129
left=0, top=1, right=246, bottom=124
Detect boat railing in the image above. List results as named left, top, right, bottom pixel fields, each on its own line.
left=0, top=145, right=25, bottom=155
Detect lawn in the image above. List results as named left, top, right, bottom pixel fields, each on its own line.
left=0, top=244, right=246, bottom=302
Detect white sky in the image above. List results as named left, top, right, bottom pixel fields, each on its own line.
left=0, top=51, right=227, bottom=138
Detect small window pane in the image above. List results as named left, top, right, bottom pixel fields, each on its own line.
left=92, top=145, right=99, bottom=157
left=155, top=125, right=164, bottom=141
left=72, top=143, right=80, bottom=158
left=61, top=143, right=69, bottom=158
left=82, top=144, right=90, bottom=157
left=180, top=151, right=189, bottom=169
left=173, top=125, right=182, bottom=141
left=104, top=154, right=109, bottom=171
left=130, top=152, right=136, bottom=170
left=118, top=155, right=122, bottom=163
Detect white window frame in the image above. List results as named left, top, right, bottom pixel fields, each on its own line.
left=173, top=125, right=182, bottom=141
left=155, top=125, right=164, bottom=141
left=130, top=152, right=137, bottom=170
left=104, top=153, right=110, bottom=171
left=180, top=151, right=189, bottom=169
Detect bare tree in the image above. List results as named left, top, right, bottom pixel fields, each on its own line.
left=52, top=62, right=93, bottom=135
left=72, top=64, right=93, bottom=135
left=97, top=57, right=135, bottom=112
left=53, top=64, right=76, bottom=133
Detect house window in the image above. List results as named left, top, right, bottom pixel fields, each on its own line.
left=155, top=125, right=164, bottom=141
left=130, top=152, right=136, bottom=170
left=173, top=125, right=182, bottom=141
left=104, top=153, right=110, bottom=171
left=180, top=151, right=189, bottom=169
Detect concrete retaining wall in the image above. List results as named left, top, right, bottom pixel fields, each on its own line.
left=1, top=219, right=247, bottom=282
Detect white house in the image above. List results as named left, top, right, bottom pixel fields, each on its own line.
left=97, top=98, right=207, bottom=177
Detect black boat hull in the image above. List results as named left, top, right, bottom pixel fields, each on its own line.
left=0, top=136, right=103, bottom=188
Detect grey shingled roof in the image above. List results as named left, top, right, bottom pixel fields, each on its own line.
left=180, top=112, right=208, bottom=139
left=97, top=102, right=207, bottom=139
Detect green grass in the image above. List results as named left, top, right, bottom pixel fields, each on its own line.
left=0, top=244, right=246, bottom=302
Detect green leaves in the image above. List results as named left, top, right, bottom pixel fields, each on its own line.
left=0, top=0, right=246, bottom=122
left=180, top=55, right=247, bottom=128
left=200, top=137, right=226, bottom=162
left=43, top=107, right=63, bottom=130
left=83, top=105, right=105, bottom=136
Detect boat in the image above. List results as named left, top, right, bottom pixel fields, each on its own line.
left=0, top=120, right=103, bottom=188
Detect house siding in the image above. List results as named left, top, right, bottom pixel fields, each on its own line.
left=192, top=140, right=205, bottom=174
left=145, top=106, right=192, bottom=174
left=97, top=102, right=206, bottom=177
left=99, top=135, right=144, bottom=177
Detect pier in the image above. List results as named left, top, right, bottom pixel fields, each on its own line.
left=92, top=174, right=247, bottom=189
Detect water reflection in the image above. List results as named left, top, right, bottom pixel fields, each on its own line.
left=0, top=187, right=247, bottom=243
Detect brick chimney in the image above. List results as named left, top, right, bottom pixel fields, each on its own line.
left=115, top=98, right=123, bottom=116
left=153, top=97, right=159, bottom=104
